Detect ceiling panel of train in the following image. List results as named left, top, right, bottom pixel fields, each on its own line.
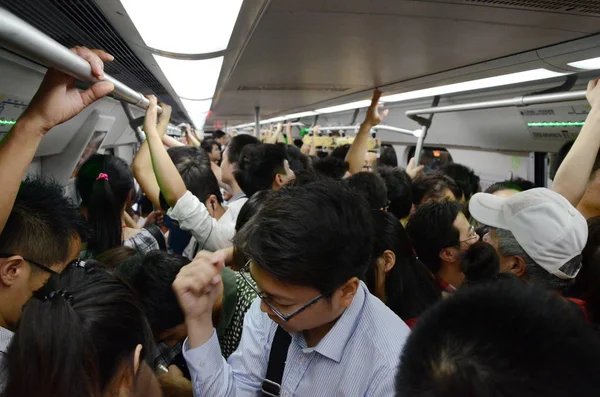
left=209, top=0, right=600, bottom=126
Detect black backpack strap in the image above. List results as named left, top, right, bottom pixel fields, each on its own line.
left=143, top=224, right=167, bottom=251
left=262, top=326, right=292, bottom=397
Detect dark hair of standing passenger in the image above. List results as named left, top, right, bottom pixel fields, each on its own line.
left=367, top=211, right=439, bottom=320
left=225, top=134, right=260, bottom=165
left=94, top=246, right=137, bottom=271
left=377, top=144, right=398, bottom=168
left=441, top=163, right=480, bottom=201
left=234, top=179, right=373, bottom=296
left=0, top=177, right=89, bottom=268
left=2, top=268, right=155, bottom=397
left=234, top=143, right=288, bottom=197
left=200, top=138, right=219, bottom=155
left=406, top=201, right=462, bottom=274
left=460, top=241, right=502, bottom=285
left=313, top=156, right=348, bottom=180
left=115, top=251, right=189, bottom=334
left=76, top=154, right=134, bottom=256
left=396, top=282, right=600, bottom=397
left=345, top=172, right=388, bottom=210
left=411, top=172, right=461, bottom=205
left=166, top=146, right=222, bottom=204
left=232, top=190, right=273, bottom=270
left=378, top=166, right=413, bottom=219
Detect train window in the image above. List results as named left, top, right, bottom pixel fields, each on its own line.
left=407, top=146, right=453, bottom=172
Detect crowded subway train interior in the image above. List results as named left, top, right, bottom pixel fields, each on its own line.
left=1, top=1, right=600, bottom=396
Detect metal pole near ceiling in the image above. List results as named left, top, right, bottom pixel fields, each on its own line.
left=254, top=106, right=260, bottom=137
left=0, top=7, right=161, bottom=113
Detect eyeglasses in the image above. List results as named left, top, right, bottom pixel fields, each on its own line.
left=460, top=226, right=479, bottom=245
left=239, top=260, right=324, bottom=322
left=0, top=253, right=78, bottom=276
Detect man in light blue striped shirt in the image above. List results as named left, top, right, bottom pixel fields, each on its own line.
left=174, top=176, right=411, bottom=397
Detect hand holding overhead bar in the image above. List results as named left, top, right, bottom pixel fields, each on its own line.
left=0, top=7, right=161, bottom=113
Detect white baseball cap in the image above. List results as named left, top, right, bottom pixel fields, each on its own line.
left=469, top=188, right=587, bottom=280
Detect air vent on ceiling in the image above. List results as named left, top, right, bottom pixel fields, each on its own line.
left=0, top=0, right=188, bottom=123
left=238, top=84, right=353, bottom=92
left=463, top=0, right=600, bottom=15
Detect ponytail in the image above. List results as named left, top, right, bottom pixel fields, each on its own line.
left=2, top=293, right=98, bottom=397
left=88, top=174, right=123, bottom=255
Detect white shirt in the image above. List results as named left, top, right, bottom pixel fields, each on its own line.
left=167, top=191, right=247, bottom=254
left=0, top=326, right=13, bottom=391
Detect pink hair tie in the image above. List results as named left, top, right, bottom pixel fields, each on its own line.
left=96, top=173, right=109, bottom=182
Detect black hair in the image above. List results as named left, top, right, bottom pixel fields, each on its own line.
left=234, top=179, right=374, bottom=295
left=0, top=177, right=89, bottom=270
left=551, top=139, right=600, bottom=181
left=225, top=134, right=260, bottom=165
left=345, top=172, right=388, bottom=210
left=367, top=211, right=440, bottom=320
left=115, top=251, right=189, bottom=333
left=293, top=138, right=304, bottom=148
left=330, top=144, right=351, bottom=161
left=378, top=166, right=413, bottom=219
left=138, top=195, right=154, bottom=217
left=485, top=178, right=534, bottom=195
left=167, top=146, right=222, bottom=204
left=234, top=143, right=289, bottom=197
left=377, top=144, right=398, bottom=168
left=285, top=144, right=310, bottom=173
left=509, top=177, right=535, bottom=192
left=396, top=282, right=600, bottom=397
left=212, top=130, right=226, bottom=140
left=567, top=217, right=600, bottom=327
left=232, top=190, right=273, bottom=271
left=94, top=246, right=138, bottom=271
left=313, top=156, right=348, bottom=180
left=460, top=241, right=501, bottom=284
left=441, top=163, right=480, bottom=201
left=2, top=268, right=155, bottom=397
left=406, top=201, right=462, bottom=274
left=290, top=169, right=325, bottom=186
left=201, top=138, right=219, bottom=155
left=76, top=154, right=134, bottom=256
left=411, top=172, right=461, bottom=206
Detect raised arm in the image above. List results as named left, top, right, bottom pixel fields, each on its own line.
left=345, top=89, right=388, bottom=175
left=185, top=125, right=201, bottom=148
left=0, top=47, right=114, bottom=234
left=553, top=78, right=600, bottom=206
left=132, top=103, right=172, bottom=209
left=285, top=121, right=294, bottom=145
left=144, top=96, right=187, bottom=207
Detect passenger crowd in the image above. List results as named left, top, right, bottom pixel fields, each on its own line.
left=1, top=47, right=600, bottom=397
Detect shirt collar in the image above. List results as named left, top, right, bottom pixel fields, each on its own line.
left=0, top=326, right=13, bottom=354
left=228, top=191, right=247, bottom=203
left=302, top=282, right=366, bottom=363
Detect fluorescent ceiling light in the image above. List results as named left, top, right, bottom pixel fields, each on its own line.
left=154, top=55, right=224, bottom=100
left=120, top=0, right=244, bottom=54
left=315, top=100, right=372, bottom=114
left=285, top=111, right=318, bottom=119
left=568, top=57, right=600, bottom=70
left=180, top=98, right=211, bottom=129
left=382, top=69, right=566, bottom=102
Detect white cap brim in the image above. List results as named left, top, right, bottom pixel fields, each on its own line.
left=469, top=193, right=509, bottom=229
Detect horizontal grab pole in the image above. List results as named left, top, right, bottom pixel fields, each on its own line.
left=0, top=7, right=161, bottom=113
left=406, top=90, right=586, bottom=119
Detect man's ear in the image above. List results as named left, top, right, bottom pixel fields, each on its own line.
left=273, top=173, right=285, bottom=190
left=506, top=255, right=527, bottom=277
left=0, top=256, right=27, bottom=286
left=339, top=277, right=360, bottom=309
left=382, top=250, right=396, bottom=273
left=439, top=247, right=459, bottom=264
left=205, top=195, right=218, bottom=215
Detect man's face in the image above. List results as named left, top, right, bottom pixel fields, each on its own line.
left=275, top=160, right=295, bottom=189
left=454, top=212, right=479, bottom=252
left=1, top=236, right=81, bottom=329
left=250, top=263, right=350, bottom=334
left=220, top=149, right=234, bottom=185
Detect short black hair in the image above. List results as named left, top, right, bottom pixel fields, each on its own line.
left=551, top=139, right=600, bottom=181
left=378, top=166, right=413, bottom=219
left=234, top=143, right=288, bottom=197
left=377, top=144, right=398, bottom=168
left=406, top=201, right=462, bottom=274
left=460, top=241, right=501, bottom=285
left=115, top=251, right=189, bottom=333
left=290, top=169, right=325, bottom=186
left=485, top=178, right=534, bottom=195
left=441, top=163, right=480, bottom=201
left=330, top=144, right=351, bottom=161
left=225, top=134, right=260, bottom=165
left=200, top=138, right=219, bottom=154
left=285, top=144, right=310, bottom=173
left=0, top=177, right=88, bottom=268
left=396, top=282, right=600, bottom=397
left=345, top=172, right=388, bottom=210
left=412, top=172, right=461, bottom=205
left=234, top=179, right=374, bottom=295
left=212, top=130, right=226, bottom=140
left=510, top=177, right=535, bottom=192
left=233, top=190, right=273, bottom=271
left=167, top=146, right=222, bottom=204
left=313, top=156, right=348, bottom=180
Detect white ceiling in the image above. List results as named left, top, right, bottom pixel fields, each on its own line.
left=208, top=0, right=600, bottom=127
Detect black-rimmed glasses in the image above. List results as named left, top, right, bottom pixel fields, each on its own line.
left=239, top=260, right=324, bottom=322
left=0, top=253, right=72, bottom=276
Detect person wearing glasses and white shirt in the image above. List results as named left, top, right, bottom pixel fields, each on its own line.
left=173, top=179, right=411, bottom=397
